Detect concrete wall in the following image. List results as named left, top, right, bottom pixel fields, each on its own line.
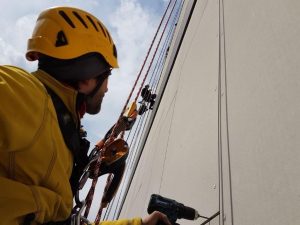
left=119, top=1, right=300, bottom=225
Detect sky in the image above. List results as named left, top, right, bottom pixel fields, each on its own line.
left=0, top=0, right=168, bottom=144
left=0, top=0, right=170, bottom=220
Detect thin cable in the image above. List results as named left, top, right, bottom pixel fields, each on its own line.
left=105, top=0, right=185, bottom=219
left=107, top=117, right=145, bottom=218
left=95, top=174, right=114, bottom=224
left=111, top=0, right=175, bottom=141
left=110, top=18, right=176, bottom=211
left=104, top=117, right=146, bottom=219
left=115, top=0, right=198, bottom=219
left=112, top=112, right=151, bottom=219
left=158, top=94, right=177, bottom=193
left=134, top=0, right=178, bottom=102
left=114, top=0, right=186, bottom=215
left=102, top=200, right=112, bottom=220
left=221, top=0, right=234, bottom=223
left=115, top=0, right=173, bottom=123
left=129, top=114, right=150, bottom=170
left=218, top=0, right=224, bottom=224
left=127, top=119, right=144, bottom=162
left=151, top=22, right=176, bottom=92
left=83, top=1, right=174, bottom=220
left=114, top=112, right=152, bottom=219
left=148, top=1, right=181, bottom=87
left=149, top=14, right=178, bottom=89
left=104, top=110, right=149, bottom=219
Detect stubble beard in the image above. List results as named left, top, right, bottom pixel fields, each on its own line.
left=85, top=95, right=103, bottom=115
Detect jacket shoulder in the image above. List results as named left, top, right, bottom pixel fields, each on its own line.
left=0, top=65, right=49, bottom=151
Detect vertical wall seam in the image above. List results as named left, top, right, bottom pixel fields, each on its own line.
left=218, top=0, right=224, bottom=224
left=159, top=94, right=177, bottom=193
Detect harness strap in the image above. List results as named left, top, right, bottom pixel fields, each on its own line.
left=23, top=213, right=35, bottom=225
left=45, top=86, right=90, bottom=195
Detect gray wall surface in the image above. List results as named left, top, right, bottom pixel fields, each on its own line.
left=119, top=1, right=300, bottom=225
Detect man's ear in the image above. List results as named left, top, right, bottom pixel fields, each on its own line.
left=77, top=78, right=97, bottom=94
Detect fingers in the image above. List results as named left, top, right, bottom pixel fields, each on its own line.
left=142, top=211, right=172, bottom=225
left=155, top=211, right=172, bottom=225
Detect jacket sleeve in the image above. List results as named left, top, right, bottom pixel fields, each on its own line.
left=99, top=218, right=143, bottom=225
left=0, top=176, right=71, bottom=224
left=0, top=66, right=72, bottom=223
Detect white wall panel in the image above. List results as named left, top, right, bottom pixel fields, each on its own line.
left=222, top=0, right=300, bottom=224
left=118, top=1, right=300, bottom=225
left=120, top=1, right=220, bottom=223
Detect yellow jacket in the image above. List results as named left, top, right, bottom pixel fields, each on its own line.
left=0, top=66, right=141, bottom=225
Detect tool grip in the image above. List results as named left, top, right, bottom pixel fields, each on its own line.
left=157, top=221, right=165, bottom=225
left=157, top=221, right=180, bottom=225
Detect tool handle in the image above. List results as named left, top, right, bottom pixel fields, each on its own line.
left=157, top=221, right=179, bottom=225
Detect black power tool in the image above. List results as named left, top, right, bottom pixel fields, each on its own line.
left=147, top=194, right=201, bottom=225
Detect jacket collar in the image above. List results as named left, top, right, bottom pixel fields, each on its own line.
left=32, top=69, right=80, bottom=123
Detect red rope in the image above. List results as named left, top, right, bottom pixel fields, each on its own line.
left=134, top=0, right=178, bottom=102
left=83, top=0, right=177, bottom=221
left=109, top=0, right=174, bottom=141
left=95, top=173, right=114, bottom=225
left=84, top=146, right=103, bottom=218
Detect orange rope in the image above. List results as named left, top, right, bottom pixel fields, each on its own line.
left=83, top=0, right=177, bottom=221
left=109, top=0, right=174, bottom=140
left=134, top=0, right=178, bottom=102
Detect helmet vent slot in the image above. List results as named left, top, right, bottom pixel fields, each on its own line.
left=97, top=22, right=107, bottom=38
left=59, top=10, right=75, bottom=28
left=106, top=30, right=112, bottom=44
left=55, top=30, right=68, bottom=47
left=72, top=11, right=88, bottom=28
left=86, top=15, right=99, bottom=32
left=113, top=44, right=117, bottom=58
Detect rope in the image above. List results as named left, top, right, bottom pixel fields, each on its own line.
left=152, top=0, right=184, bottom=93
left=102, top=6, right=183, bottom=218
left=82, top=0, right=177, bottom=221
left=110, top=0, right=174, bottom=140
left=217, top=0, right=224, bottom=222
left=95, top=173, right=114, bottom=224
left=149, top=0, right=183, bottom=90
left=113, top=0, right=198, bottom=220
left=218, top=0, right=233, bottom=223
left=219, top=0, right=234, bottom=223
left=108, top=9, right=182, bottom=216
left=118, top=0, right=178, bottom=140
left=109, top=7, right=182, bottom=213
left=113, top=110, right=152, bottom=219
left=84, top=146, right=103, bottom=218
left=134, top=0, right=178, bottom=103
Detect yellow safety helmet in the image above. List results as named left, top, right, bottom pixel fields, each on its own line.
left=26, top=6, right=118, bottom=68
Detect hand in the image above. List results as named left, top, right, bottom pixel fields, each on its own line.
left=142, top=211, right=172, bottom=225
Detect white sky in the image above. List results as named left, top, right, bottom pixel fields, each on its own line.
left=0, top=0, right=169, bottom=220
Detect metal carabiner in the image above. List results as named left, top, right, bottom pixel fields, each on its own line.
left=71, top=200, right=92, bottom=225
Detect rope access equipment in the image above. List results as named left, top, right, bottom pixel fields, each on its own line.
left=70, top=1, right=180, bottom=224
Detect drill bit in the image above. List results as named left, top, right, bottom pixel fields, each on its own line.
left=194, top=210, right=208, bottom=220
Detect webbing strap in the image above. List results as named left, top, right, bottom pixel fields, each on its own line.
left=45, top=87, right=81, bottom=157
left=45, top=86, right=89, bottom=195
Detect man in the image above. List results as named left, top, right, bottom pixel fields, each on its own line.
left=0, top=6, right=170, bottom=225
